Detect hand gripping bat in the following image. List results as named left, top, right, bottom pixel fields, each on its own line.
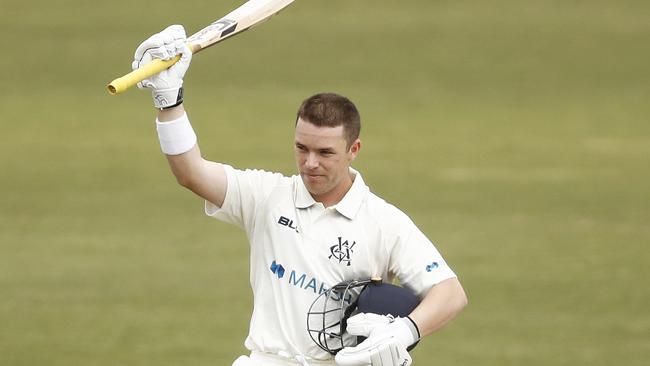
left=107, top=0, right=295, bottom=95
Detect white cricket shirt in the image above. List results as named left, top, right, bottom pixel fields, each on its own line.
left=206, top=165, right=456, bottom=363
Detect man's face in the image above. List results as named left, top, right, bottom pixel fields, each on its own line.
left=294, top=118, right=361, bottom=203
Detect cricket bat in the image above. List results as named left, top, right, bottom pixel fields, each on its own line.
left=107, top=0, right=295, bottom=95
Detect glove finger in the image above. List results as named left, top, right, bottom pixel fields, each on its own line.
left=132, top=45, right=152, bottom=70
left=231, top=355, right=259, bottom=366
left=134, top=51, right=158, bottom=89
left=134, top=33, right=164, bottom=62
left=158, top=25, right=187, bottom=58
left=132, top=53, right=154, bottom=75
left=337, top=336, right=410, bottom=366
left=335, top=333, right=392, bottom=366
left=346, top=313, right=392, bottom=336
left=148, top=45, right=165, bottom=60
left=160, top=31, right=176, bottom=51
left=134, top=24, right=184, bottom=63
left=370, top=345, right=386, bottom=366
left=335, top=350, right=371, bottom=366
left=176, top=43, right=192, bottom=69
left=163, top=24, right=187, bottom=39
left=137, top=79, right=154, bottom=89
left=368, top=342, right=412, bottom=366
left=176, top=40, right=191, bottom=56
left=389, top=342, right=412, bottom=366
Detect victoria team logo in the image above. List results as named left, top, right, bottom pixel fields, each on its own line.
left=329, top=237, right=356, bottom=266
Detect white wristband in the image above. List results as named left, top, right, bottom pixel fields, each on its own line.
left=155, top=112, right=197, bottom=155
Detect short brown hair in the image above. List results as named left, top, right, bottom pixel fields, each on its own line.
left=296, top=93, right=361, bottom=147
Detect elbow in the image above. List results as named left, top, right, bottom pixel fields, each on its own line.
left=442, top=278, right=468, bottom=315
left=174, top=173, right=194, bottom=189
left=455, top=283, right=469, bottom=313
left=170, top=161, right=201, bottom=189
left=173, top=169, right=201, bottom=191
left=458, top=291, right=468, bottom=312
left=168, top=156, right=204, bottom=190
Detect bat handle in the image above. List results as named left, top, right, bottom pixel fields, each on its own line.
left=107, top=55, right=182, bottom=95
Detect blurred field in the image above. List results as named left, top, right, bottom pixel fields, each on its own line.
left=1, top=0, right=649, bottom=365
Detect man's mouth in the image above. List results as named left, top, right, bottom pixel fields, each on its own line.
left=303, top=173, right=324, bottom=181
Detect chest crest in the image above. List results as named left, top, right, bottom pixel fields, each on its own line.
left=328, top=236, right=357, bottom=266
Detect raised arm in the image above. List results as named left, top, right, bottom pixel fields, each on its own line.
left=133, top=25, right=227, bottom=207
left=157, top=105, right=228, bottom=207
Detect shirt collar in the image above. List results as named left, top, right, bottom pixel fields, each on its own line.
left=294, top=168, right=368, bottom=220
left=295, top=175, right=317, bottom=209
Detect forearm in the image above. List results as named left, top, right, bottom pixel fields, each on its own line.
left=155, top=104, right=227, bottom=206
left=336, top=278, right=467, bottom=366
left=157, top=104, right=186, bottom=122
left=156, top=104, right=201, bottom=183
left=409, top=277, right=468, bottom=337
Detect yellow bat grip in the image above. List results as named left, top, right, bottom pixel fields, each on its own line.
left=107, top=55, right=182, bottom=95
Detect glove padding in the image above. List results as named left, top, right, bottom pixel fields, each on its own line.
left=231, top=355, right=258, bottom=366
left=132, top=24, right=192, bottom=109
left=335, top=313, right=419, bottom=366
left=336, top=338, right=411, bottom=366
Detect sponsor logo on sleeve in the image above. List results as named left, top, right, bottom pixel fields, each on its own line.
left=425, top=262, right=439, bottom=272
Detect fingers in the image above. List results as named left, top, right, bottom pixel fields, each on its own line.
left=133, top=24, right=188, bottom=69
left=346, top=313, right=392, bottom=336
left=131, top=24, right=191, bottom=91
left=231, top=355, right=258, bottom=366
left=335, top=333, right=392, bottom=365
left=369, top=343, right=393, bottom=366
left=178, top=43, right=193, bottom=68
left=369, top=343, right=412, bottom=366
left=133, top=33, right=163, bottom=67
left=162, top=24, right=187, bottom=40
left=335, top=337, right=411, bottom=366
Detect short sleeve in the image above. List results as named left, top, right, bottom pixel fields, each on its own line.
left=205, top=165, right=287, bottom=233
left=388, top=220, right=457, bottom=298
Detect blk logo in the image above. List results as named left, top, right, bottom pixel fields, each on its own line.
left=278, top=216, right=299, bottom=233
left=329, top=237, right=356, bottom=266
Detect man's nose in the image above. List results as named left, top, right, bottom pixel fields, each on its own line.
left=305, top=153, right=319, bottom=168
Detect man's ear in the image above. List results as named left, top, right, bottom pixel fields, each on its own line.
left=348, top=139, right=362, bottom=161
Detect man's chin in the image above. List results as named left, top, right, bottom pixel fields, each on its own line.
left=301, top=176, right=327, bottom=196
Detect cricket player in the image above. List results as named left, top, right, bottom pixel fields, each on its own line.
left=133, top=25, right=468, bottom=366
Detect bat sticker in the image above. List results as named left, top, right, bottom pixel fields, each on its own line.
left=188, top=19, right=238, bottom=42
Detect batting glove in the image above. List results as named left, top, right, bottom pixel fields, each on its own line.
left=335, top=313, right=420, bottom=366
left=132, top=24, right=192, bottom=109
left=231, top=355, right=258, bottom=366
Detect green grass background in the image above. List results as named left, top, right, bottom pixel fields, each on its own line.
left=1, top=0, right=649, bottom=365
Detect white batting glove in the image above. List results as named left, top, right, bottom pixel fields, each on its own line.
left=231, top=355, right=258, bottom=366
left=132, top=24, right=192, bottom=109
left=335, top=313, right=420, bottom=366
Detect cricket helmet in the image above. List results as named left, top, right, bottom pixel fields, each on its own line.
left=307, top=277, right=420, bottom=355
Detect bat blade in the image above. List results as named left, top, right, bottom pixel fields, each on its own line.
left=107, top=0, right=295, bottom=95
left=187, top=0, right=294, bottom=52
